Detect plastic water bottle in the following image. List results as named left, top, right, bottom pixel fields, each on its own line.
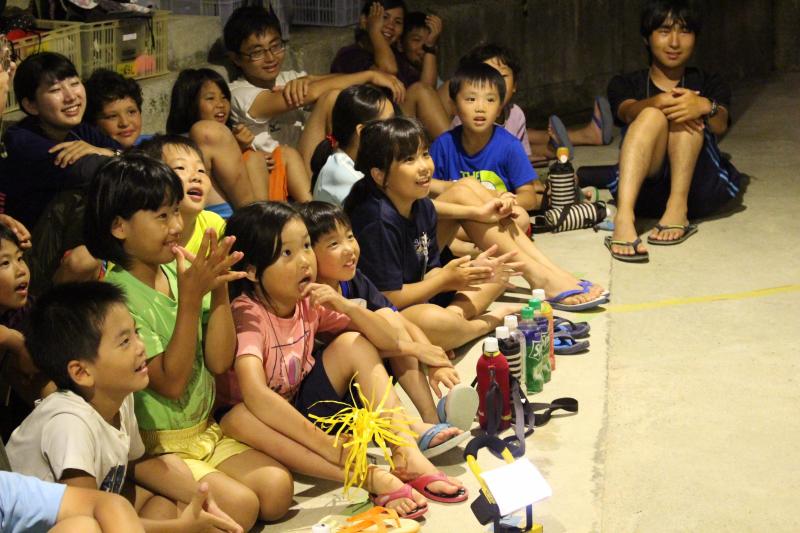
left=529, top=298, right=552, bottom=383
left=504, top=315, right=526, bottom=389
left=476, top=337, right=511, bottom=430
left=532, top=289, right=556, bottom=373
left=547, top=147, right=578, bottom=208
left=519, top=307, right=544, bottom=394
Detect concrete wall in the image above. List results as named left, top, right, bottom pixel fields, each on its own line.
left=414, top=0, right=780, bottom=124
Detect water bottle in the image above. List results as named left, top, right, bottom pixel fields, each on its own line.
left=532, top=288, right=556, bottom=373
left=519, top=307, right=544, bottom=394
left=504, top=314, right=526, bottom=389
left=476, top=337, right=511, bottom=430
left=547, top=147, right=578, bottom=208
left=496, top=326, right=522, bottom=386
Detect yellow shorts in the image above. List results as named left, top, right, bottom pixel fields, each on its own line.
left=140, top=419, right=251, bottom=481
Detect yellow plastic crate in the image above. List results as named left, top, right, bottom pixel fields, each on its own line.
left=79, top=10, right=168, bottom=80
left=3, top=20, right=82, bottom=115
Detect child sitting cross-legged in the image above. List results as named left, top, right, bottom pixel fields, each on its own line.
left=299, top=201, right=479, bottom=452
left=138, top=135, right=225, bottom=257
left=84, top=153, right=292, bottom=530
left=214, top=201, right=468, bottom=518
left=6, top=281, right=242, bottom=532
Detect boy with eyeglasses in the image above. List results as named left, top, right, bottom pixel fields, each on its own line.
left=223, top=6, right=405, bottom=174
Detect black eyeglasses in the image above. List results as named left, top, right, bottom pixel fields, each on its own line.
left=239, top=41, right=287, bottom=61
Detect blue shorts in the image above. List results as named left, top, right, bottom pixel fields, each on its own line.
left=608, top=128, right=741, bottom=218
left=0, top=471, right=65, bottom=533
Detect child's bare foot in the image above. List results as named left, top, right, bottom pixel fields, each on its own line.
left=366, top=466, right=428, bottom=517
left=411, top=422, right=462, bottom=449
left=392, top=448, right=464, bottom=497
left=543, top=271, right=605, bottom=305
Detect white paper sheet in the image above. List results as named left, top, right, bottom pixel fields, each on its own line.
left=480, top=458, right=552, bottom=516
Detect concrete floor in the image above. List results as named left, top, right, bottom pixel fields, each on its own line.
left=257, top=72, right=800, bottom=533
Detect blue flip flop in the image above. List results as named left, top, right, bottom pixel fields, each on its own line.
left=593, top=96, right=614, bottom=145
left=418, top=423, right=471, bottom=459
left=548, top=115, right=574, bottom=158
left=553, top=316, right=591, bottom=339
left=579, top=279, right=610, bottom=300
left=553, top=331, right=590, bottom=355
left=548, top=283, right=608, bottom=312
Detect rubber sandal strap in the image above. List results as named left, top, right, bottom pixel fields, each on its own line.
left=417, top=423, right=452, bottom=452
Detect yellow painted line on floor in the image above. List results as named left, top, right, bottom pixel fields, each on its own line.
left=604, top=284, right=800, bottom=314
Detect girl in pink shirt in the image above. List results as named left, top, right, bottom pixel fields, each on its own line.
left=215, top=201, right=468, bottom=518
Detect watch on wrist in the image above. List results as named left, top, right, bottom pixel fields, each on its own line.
left=708, top=99, right=719, bottom=118
left=422, top=44, right=438, bottom=55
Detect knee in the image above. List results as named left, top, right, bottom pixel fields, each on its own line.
left=217, top=483, right=260, bottom=531
left=189, top=119, right=228, bottom=146
left=330, top=331, right=378, bottom=357
left=52, top=516, right=102, bottom=533
left=632, top=107, right=668, bottom=130
left=255, top=468, right=294, bottom=522
left=60, top=246, right=100, bottom=281
left=407, top=81, right=436, bottom=99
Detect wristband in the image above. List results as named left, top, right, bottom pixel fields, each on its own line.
left=708, top=99, right=719, bottom=118
left=422, top=44, right=438, bottom=55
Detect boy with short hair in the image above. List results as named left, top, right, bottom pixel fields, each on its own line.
left=84, top=68, right=147, bottom=149
left=397, top=11, right=443, bottom=88
left=223, top=6, right=405, bottom=177
left=137, top=135, right=226, bottom=256
left=430, top=60, right=539, bottom=213
left=6, top=282, right=241, bottom=532
left=604, top=0, right=741, bottom=261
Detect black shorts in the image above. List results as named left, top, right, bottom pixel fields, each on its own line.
left=294, top=344, right=364, bottom=425
left=609, top=129, right=742, bottom=218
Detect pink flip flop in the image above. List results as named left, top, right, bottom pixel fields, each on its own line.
left=370, top=483, right=428, bottom=520
left=407, top=471, right=468, bottom=503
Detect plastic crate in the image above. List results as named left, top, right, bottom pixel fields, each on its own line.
left=292, top=0, right=361, bottom=27
left=3, top=20, right=82, bottom=115
left=79, top=10, right=168, bottom=80
left=160, top=0, right=248, bottom=25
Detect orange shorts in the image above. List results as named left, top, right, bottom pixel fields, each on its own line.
left=242, top=145, right=288, bottom=201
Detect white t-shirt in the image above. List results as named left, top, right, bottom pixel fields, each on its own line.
left=229, top=71, right=308, bottom=153
left=6, top=391, right=144, bottom=494
left=313, top=151, right=364, bottom=206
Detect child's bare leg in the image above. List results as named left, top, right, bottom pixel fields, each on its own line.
left=217, top=449, right=294, bottom=522
left=322, top=333, right=465, bottom=495
left=199, top=472, right=259, bottom=531
left=298, top=89, right=340, bottom=176
left=55, top=487, right=143, bottom=533
left=51, top=246, right=101, bottom=284
left=439, top=182, right=604, bottom=303
left=399, top=83, right=451, bottom=139
left=49, top=516, right=102, bottom=533
left=189, top=120, right=254, bottom=207
left=376, top=308, right=438, bottom=424
left=402, top=303, right=521, bottom=351
left=437, top=82, right=455, bottom=119
left=220, top=404, right=426, bottom=516
left=133, top=485, right=178, bottom=520
left=244, top=151, right=270, bottom=200
left=282, top=145, right=313, bottom=202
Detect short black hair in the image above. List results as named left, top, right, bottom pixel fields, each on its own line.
left=448, top=59, right=506, bottom=103
left=223, top=5, right=283, bottom=55
left=0, top=223, right=22, bottom=249
left=640, top=0, right=701, bottom=40
left=26, top=281, right=127, bottom=392
left=84, top=152, right=184, bottom=269
left=84, top=68, right=143, bottom=123
left=460, top=43, right=521, bottom=80
left=225, top=202, right=303, bottom=300
left=137, top=134, right=204, bottom=163
left=14, top=52, right=80, bottom=115
left=401, top=11, right=428, bottom=35
left=166, top=68, right=232, bottom=134
left=298, top=201, right=352, bottom=245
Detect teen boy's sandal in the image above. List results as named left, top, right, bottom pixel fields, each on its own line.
left=553, top=316, right=591, bottom=339
left=553, top=332, right=590, bottom=355
left=435, top=384, right=478, bottom=431
left=604, top=235, right=649, bottom=263
left=548, top=115, right=575, bottom=158
left=370, top=485, right=428, bottom=520
left=407, top=471, right=468, bottom=503
left=594, top=96, right=614, bottom=145
left=646, top=223, right=698, bottom=246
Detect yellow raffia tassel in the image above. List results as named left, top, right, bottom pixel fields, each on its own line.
left=309, top=374, right=418, bottom=496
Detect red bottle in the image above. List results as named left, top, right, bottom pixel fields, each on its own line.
left=476, top=337, right=511, bottom=431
